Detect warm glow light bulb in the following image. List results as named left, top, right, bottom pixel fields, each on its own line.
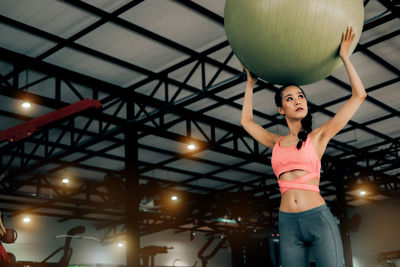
left=360, top=190, right=366, bottom=196
left=171, top=195, right=178, bottom=201
left=21, top=101, right=32, bottom=109
left=117, top=242, right=124, bottom=247
left=62, top=178, right=70, bottom=184
left=187, top=144, right=196, bottom=150
left=23, top=216, right=31, bottom=223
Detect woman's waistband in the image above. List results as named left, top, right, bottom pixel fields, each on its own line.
left=279, top=203, right=329, bottom=218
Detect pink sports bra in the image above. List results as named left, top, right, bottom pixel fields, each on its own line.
left=271, top=134, right=321, bottom=194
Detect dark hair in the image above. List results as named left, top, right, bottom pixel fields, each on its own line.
left=274, top=84, right=312, bottom=149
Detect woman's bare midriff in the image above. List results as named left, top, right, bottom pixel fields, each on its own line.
left=279, top=170, right=326, bottom=213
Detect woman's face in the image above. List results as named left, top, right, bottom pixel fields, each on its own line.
left=278, top=85, right=308, bottom=119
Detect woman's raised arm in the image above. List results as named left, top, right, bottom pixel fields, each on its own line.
left=317, top=26, right=367, bottom=143
left=240, top=65, right=280, bottom=150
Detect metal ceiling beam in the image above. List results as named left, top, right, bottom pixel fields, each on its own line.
left=320, top=76, right=400, bottom=109
left=0, top=0, right=396, bottom=230
left=0, top=51, right=396, bottom=207
left=9, top=123, right=396, bottom=214
left=327, top=76, right=399, bottom=117
left=0, top=198, right=124, bottom=219
left=1, top=1, right=397, bottom=113
left=363, top=12, right=397, bottom=30
left=358, top=44, right=400, bottom=76
left=359, top=28, right=400, bottom=48
left=4, top=102, right=395, bottom=198
left=61, top=0, right=227, bottom=69
left=377, top=0, right=400, bottom=18
left=1, top=46, right=396, bottom=184
left=173, top=0, right=224, bottom=25
left=0, top=15, right=396, bottom=154
left=38, top=0, right=145, bottom=60
left=0, top=85, right=124, bottom=128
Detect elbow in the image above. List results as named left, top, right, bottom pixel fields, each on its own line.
left=354, top=90, right=367, bottom=101
left=240, top=115, right=246, bottom=127
left=360, top=91, right=367, bottom=101
left=362, top=91, right=367, bottom=100
left=240, top=118, right=251, bottom=128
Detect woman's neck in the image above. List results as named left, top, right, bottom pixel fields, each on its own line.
left=286, top=118, right=302, bottom=137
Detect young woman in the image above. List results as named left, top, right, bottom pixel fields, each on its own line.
left=240, top=26, right=366, bottom=267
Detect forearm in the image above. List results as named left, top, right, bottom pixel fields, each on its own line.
left=241, top=82, right=255, bottom=124
left=342, top=57, right=367, bottom=99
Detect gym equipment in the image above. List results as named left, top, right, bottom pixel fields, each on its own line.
left=7, top=225, right=95, bottom=267
left=0, top=229, right=17, bottom=244
left=0, top=243, right=10, bottom=265
left=0, top=98, right=101, bottom=143
left=139, top=245, right=171, bottom=267
left=224, top=0, right=364, bottom=85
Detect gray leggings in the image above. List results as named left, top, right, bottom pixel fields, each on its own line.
left=278, top=204, right=345, bottom=267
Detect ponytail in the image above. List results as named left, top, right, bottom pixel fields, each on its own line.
left=296, top=111, right=313, bottom=149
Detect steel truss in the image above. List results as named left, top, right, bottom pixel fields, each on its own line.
left=0, top=0, right=398, bottom=243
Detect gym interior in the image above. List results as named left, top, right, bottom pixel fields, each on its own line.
left=0, top=1, right=399, bottom=266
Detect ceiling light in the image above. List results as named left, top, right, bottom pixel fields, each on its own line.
left=171, top=195, right=178, bottom=201
left=22, top=69, right=32, bottom=109
left=23, top=216, right=31, bottom=223
left=117, top=242, right=124, bottom=247
left=359, top=190, right=366, bottom=196
left=21, top=100, right=32, bottom=109
left=187, top=144, right=196, bottom=150
left=62, top=178, right=70, bottom=184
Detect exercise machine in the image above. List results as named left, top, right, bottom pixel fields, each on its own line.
left=6, top=225, right=96, bottom=267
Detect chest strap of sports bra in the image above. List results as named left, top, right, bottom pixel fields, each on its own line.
left=278, top=172, right=320, bottom=194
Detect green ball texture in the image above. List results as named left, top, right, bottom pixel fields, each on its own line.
left=224, top=0, right=364, bottom=85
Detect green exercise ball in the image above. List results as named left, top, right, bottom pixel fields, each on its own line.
left=224, top=0, right=364, bottom=85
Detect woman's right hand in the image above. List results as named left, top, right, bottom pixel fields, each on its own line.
left=240, top=63, right=257, bottom=87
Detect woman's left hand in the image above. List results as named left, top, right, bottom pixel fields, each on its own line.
left=339, top=26, right=356, bottom=60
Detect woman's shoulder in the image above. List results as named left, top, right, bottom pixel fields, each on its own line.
left=271, top=134, right=283, bottom=147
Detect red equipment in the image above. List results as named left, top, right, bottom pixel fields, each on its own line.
left=0, top=243, right=10, bottom=264
left=0, top=98, right=101, bottom=143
